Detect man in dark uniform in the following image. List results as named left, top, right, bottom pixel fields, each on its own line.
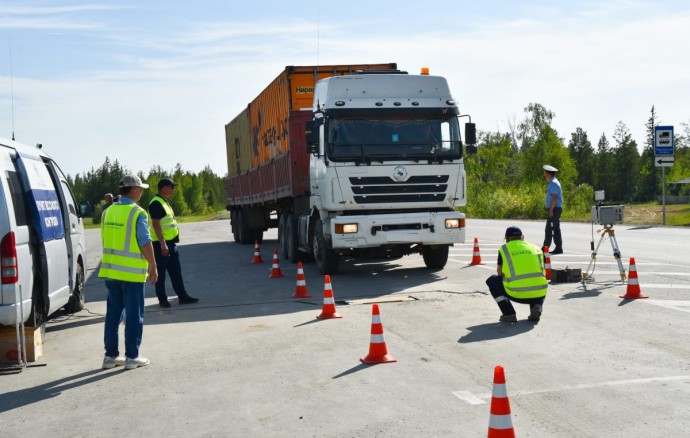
left=149, top=178, right=199, bottom=308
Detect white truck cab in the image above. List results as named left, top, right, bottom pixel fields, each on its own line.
left=0, top=137, right=86, bottom=327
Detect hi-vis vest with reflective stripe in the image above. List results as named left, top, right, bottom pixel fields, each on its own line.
left=99, top=203, right=149, bottom=283
left=148, top=195, right=179, bottom=242
left=499, top=240, right=548, bottom=299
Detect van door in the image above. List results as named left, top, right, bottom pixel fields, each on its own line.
left=0, top=148, right=35, bottom=325
left=15, top=150, right=70, bottom=318
left=45, top=160, right=85, bottom=310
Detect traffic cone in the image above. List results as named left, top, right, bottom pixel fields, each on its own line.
left=360, top=304, right=396, bottom=364
left=317, top=275, right=342, bottom=319
left=251, top=240, right=263, bottom=264
left=469, top=237, right=484, bottom=265
left=292, top=261, right=311, bottom=298
left=487, top=365, right=516, bottom=438
left=620, top=257, right=648, bottom=299
left=268, top=249, right=285, bottom=278
left=543, top=246, right=552, bottom=281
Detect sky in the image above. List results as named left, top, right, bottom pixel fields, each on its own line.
left=0, top=0, right=689, bottom=178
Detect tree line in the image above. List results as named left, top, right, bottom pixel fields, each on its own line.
left=463, top=104, right=690, bottom=220
left=67, top=158, right=226, bottom=223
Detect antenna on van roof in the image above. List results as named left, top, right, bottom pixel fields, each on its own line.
left=9, top=37, right=16, bottom=141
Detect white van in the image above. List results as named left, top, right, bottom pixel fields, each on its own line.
left=0, top=137, right=86, bottom=327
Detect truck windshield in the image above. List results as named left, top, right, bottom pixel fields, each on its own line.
left=327, top=117, right=462, bottom=163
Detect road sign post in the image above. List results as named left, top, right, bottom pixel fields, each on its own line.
left=654, top=126, right=674, bottom=225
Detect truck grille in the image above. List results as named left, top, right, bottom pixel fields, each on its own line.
left=349, top=175, right=449, bottom=204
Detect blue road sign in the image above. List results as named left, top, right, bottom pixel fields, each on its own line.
left=654, top=126, right=674, bottom=156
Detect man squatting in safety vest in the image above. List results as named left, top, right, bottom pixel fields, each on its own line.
left=100, top=174, right=158, bottom=370
left=485, top=226, right=548, bottom=323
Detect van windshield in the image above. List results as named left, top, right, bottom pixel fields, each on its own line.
left=327, top=117, right=462, bottom=163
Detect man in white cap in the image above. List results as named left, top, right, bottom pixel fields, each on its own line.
left=100, top=174, right=157, bottom=370
left=543, top=164, right=563, bottom=254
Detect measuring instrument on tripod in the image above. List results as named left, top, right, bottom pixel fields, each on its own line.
left=583, top=191, right=626, bottom=282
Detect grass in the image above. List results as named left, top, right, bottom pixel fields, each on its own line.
left=569, top=202, right=690, bottom=226
left=83, top=210, right=230, bottom=229
left=83, top=204, right=690, bottom=229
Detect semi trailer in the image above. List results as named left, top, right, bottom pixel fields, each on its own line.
left=225, top=64, right=476, bottom=274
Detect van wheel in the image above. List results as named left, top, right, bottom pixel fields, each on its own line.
left=66, top=263, right=85, bottom=313
left=422, top=245, right=449, bottom=270
left=313, top=219, right=339, bottom=275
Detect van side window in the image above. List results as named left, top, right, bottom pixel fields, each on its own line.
left=6, top=169, right=30, bottom=226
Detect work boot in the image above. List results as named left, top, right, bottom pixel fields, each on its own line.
left=499, top=314, right=517, bottom=323
left=528, top=304, right=542, bottom=322
left=179, top=295, right=199, bottom=304
left=550, top=248, right=563, bottom=255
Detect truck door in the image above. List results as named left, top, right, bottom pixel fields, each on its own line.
left=15, top=150, right=70, bottom=318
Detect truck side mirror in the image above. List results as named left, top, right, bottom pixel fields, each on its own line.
left=305, top=121, right=319, bottom=154
left=464, top=122, right=477, bottom=145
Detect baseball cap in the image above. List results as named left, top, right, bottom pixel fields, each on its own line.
left=504, top=226, right=523, bottom=239
left=543, top=164, right=558, bottom=172
left=119, top=174, right=149, bottom=188
left=158, top=178, right=178, bottom=189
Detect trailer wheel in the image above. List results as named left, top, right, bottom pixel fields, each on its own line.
left=231, top=210, right=240, bottom=243
left=65, top=262, right=85, bottom=313
left=422, top=245, right=449, bottom=270
left=286, top=214, right=300, bottom=264
left=278, top=214, right=288, bottom=259
left=313, top=219, right=340, bottom=275
left=237, top=210, right=252, bottom=244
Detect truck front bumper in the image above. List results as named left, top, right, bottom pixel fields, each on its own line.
left=330, top=211, right=465, bottom=249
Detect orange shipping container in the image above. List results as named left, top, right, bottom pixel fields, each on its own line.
left=225, top=107, right=252, bottom=177
left=246, top=64, right=397, bottom=169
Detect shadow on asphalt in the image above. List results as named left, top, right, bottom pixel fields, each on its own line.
left=0, top=368, right=121, bottom=413
left=457, top=321, right=535, bottom=343
left=49, top=238, right=445, bottom=332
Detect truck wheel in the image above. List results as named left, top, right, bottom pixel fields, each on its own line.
left=314, top=219, right=340, bottom=275
left=237, top=210, right=252, bottom=244
left=231, top=211, right=240, bottom=243
left=252, top=230, right=264, bottom=244
left=422, top=245, right=449, bottom=270
left=278, top=214, right=288, bottom=259
left=286, top=214, right=300, bottom=264
left=65, top=262, right=85, bottom=313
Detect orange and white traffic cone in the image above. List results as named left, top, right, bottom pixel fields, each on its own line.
left=268, top=249, right=285, bottom=278
left=251, top=240, right=263, bottom=264
left=469, top=237, right=484, bottom=265
left=317, top=275, right=342, bottom=319
left=360, top=304, right=396, bottom=364
left=620, top=257, right=648, bottom=299
left=487, top=365, right=516, bottom=438
left=543, top=246, right=552, bottom=281
left=292, top=261, right=311, bottom=298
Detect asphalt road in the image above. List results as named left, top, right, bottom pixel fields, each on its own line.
left=1, top=218, right=689, bottom=437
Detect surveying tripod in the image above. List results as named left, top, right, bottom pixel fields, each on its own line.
left=582, top=224, right=626, bottom=281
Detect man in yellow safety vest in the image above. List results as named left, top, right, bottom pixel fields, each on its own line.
left=100, top=174, right=158, bottom=370
left=149, top=178, right=199, bottom=308
left=485, top=226, right=548, bottom=323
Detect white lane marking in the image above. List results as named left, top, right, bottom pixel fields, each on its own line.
left=642, top=300, right=690, bottom=313
left=587, top=271, right=690, bottom=276
left=452, top=391, right=486, bottom=405
left=453, top=375, right=690, bottom=405
left=446, top=258, right=496, bottom=270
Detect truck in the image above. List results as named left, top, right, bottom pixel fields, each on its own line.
left=225, top=64, right=476, bottom=275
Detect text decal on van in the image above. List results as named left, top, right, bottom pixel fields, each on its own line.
left=16, top=153, right=65, bottom=242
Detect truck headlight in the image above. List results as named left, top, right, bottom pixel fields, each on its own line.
left=445, top=218, right=461, bottom=229
left=335, top=223, right=358, bottom=234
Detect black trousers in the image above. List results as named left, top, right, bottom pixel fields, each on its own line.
left=153, top=241, right=189, bottom=303
left=486, top=275, right=544, bottom=316
left=544, top=207, right=563, bottom=249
